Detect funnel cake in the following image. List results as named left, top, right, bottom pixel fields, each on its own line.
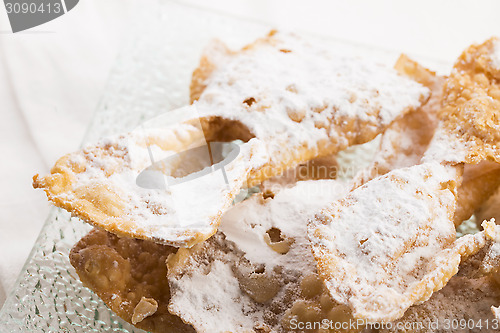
left=33, top=31, right=428, bottom=247
left=166, top=180, right=364, bottom=333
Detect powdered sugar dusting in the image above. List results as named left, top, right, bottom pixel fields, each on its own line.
left=36, top=31, right=429, bottom=247
left=221, top=180, right=348, bottom=270
left=422, top=127, right=468, bottom=164
left=382, top=275, right=500, bottom=332
left=172, top=259, right=258, bottom=331
left=197, top=32, right=429, bottom=155
left=168, top=180, right=348, bottom=333
left=309, top=162, right=461, bottom=321
left=63, top=125, right=269, bottom=245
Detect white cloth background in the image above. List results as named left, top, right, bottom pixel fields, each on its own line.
left=0, top=0, right=499, bottom=307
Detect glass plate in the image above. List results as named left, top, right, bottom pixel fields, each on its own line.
left=0, top=1, right=451, bottom=332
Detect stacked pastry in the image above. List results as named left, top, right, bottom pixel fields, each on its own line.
left=34, top=32, right=500, bottom=332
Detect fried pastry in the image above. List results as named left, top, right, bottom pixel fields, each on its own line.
left=69, top=228, right=194, bottom=333
left=70, top=162, right=339, bottom=332
left=454, top=162, right=500, bottom=226
left=308, top=38, right=500, bottom=323
left=377, top=275, right=500, bottom=333
left=353, top=50, right=500, bottom=227
left=377, top=221, right=500, bottom=333
left=166, top=180, right=364, bottom=333
left=476, top=187, right=500, bottom=228
left=351, top=55, right=444, bottom=188
left=422, top=38, right=500, bottom=226
left=457, top=219, right=500, bottom=279
left=308, top=162, right=472, bottom=322
left=424, top=37, right=500, bottom=165
left=33, top=31, right=428, bottom=247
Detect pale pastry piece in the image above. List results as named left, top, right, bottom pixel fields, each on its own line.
left=34, top=31, right=428, bottom=247
left=424, top=37, right=500, bottom=164
left=378, top=221, right=500, bottom=333
left=33, top=119, right=264, bottom=247
left=351, top=55, right=444, bottom=188
left=167, top=180, right=364, bottom=333
left=308, top=162, right=470, bottom=322
left=69, top=228, right=194, bottom=333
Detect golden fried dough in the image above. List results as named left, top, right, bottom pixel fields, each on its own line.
left=189, top=39, right=232, bottom=103
left=309, top=162, right=468, bottom=322
left=379, top=221, right=500, bottom=333
left=352, top=55, right=444, bottom=188
left=378, top=275, right=500, bottom=333
left=34, top=31, right=428, bottom=247
left=424, top=37, right=500, bottom=164
left=69, top=228, right=194, bottom=333
left=457, top=220, right=500, bottom=279
left=167, top=180, right=363, bottom=333
left=454, top=162, right=500, bottom=226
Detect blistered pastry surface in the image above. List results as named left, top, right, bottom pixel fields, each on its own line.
left=69, top=228, right=194, bottom=333
left=424, top=37, right=500, bottom=164
left=308, top=162, right=466, bottom=322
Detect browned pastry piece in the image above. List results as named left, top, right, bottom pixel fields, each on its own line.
left=69, top=228, right=194, bottom=333
left=165, top=179, right=361, bottom=333
left=423, top=37, right=500, bottom=227
left=457, top=220, right=500, bottom=279
left=476, top=187, right=500, bottom=228
left=376, top=275, right=500, bottom=333
left=454, top=162, right=500, bottom=226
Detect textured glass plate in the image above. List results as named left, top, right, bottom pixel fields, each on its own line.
left=0, top=1, right=450, bottom=332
